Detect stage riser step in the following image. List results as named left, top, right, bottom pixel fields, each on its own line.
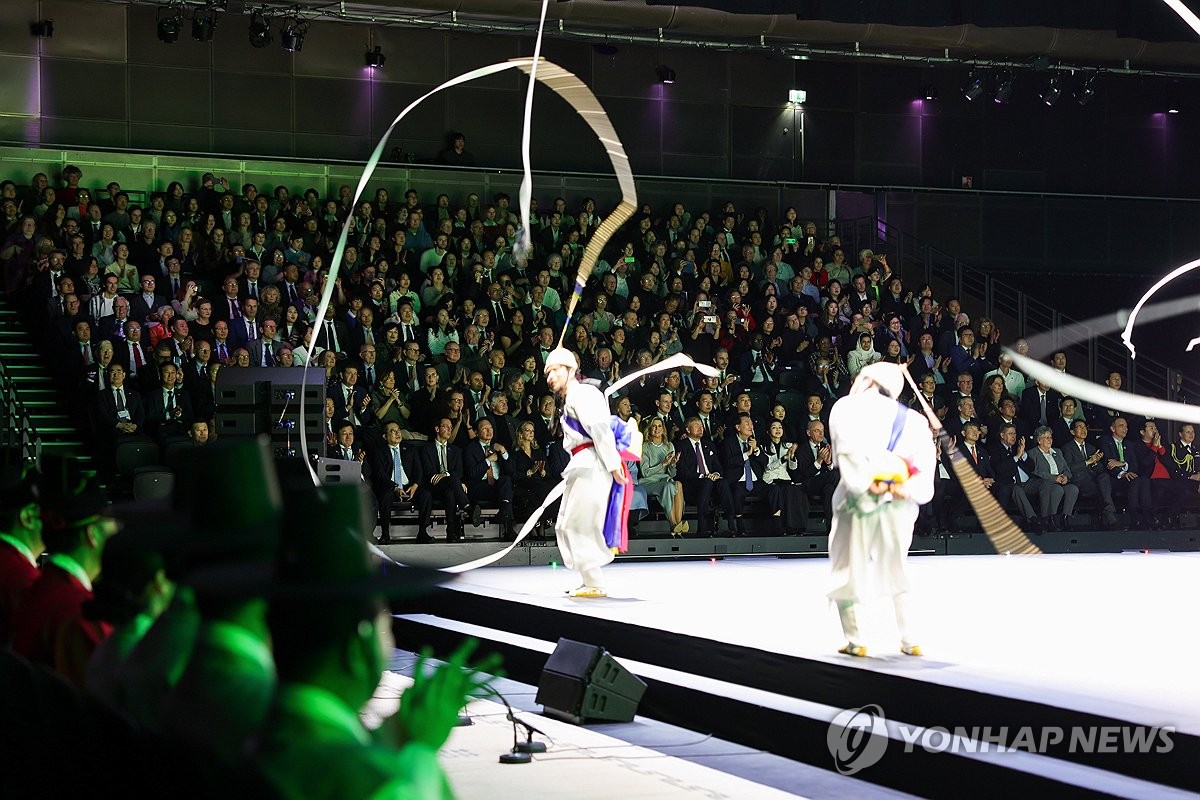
left=415, top=591, right=1198, bottom=794
left=393, top=616, right=1156, bottom=800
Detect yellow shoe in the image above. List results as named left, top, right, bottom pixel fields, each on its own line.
left=569, top=586, right=608, bottom=598
left=838, top=644, right=868, bottom=657
left=901, top=644, right=923, bottom=657
left=671, top=521, right=690, bottom=536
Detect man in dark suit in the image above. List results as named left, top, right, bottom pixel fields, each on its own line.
left=942, top=396, right=980, bottom=441
left=1019, top=380, right=1062, bottom=437
left=142, top=363, right=194, bottom=444
left=987, top=422, right=1040, bottom=527
left=212, top=277, right=246, bottom=323
left=227, top=298, right=261, bottom=350
left=245, top=319, right=281, bottom=368
left=676, top=417, right=736, bottom=537
left=524, top=393, right=560, bottom=450
left=95, top=363, right=145, bottom=444
left=479, top=393, right=517, bottom=451
left=794, top=418, right=839, bottom=533
left=327, top=364, right=369, bottom=430
left=1099, top=417, right=1152, bottom=529
left=1062, top=418, right=1118, bottom=528
left=367, top=422, right=430, bottom=543
left=462, top=418, right=515, bottom=538
left=944, top=420, right=993, bottom=531
left=419, top=417, right=479, bottom=542
left=738, top=334, right=778, bottom=388
left=186, top=340, right=217, bottom=424
left=719, top=413, right=771, bottom=534
left=127, top=275, right=166, bottom=324
left=112, top=320, right=151, bottom=383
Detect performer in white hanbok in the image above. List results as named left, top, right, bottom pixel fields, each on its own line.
left=544, top=347, right=631, bottom=598
left=827, top=362, right=936, bottom=657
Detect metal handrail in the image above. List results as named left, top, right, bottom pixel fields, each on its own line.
left=0, top=359, right=40, bottom=468
left=833, top=216, right=1200, bottom=409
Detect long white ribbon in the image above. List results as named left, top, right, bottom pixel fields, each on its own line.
left=298, top=56, right=637, bottom=484
left=1008, top=350, right=1200, bottom=425
left=515, top=0, right=550, bottom=264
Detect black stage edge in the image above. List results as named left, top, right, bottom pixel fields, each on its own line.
left=381, top=529, right=1200, bottom=566
left=396, top=589, right=1199, bottom=798
left=392, top=616, right=1126, bottom=800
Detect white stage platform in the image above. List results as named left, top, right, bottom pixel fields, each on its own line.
left=443, top=552, right=1200, bottom=737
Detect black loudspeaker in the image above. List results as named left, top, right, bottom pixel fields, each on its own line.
left=535, top=638, right=646, bottom=724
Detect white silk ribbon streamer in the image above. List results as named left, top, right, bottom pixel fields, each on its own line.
left=1008, top=350, right=1200, bottom=425
left=297, top=56, right=638, bottom=489
left=603, top=352, right=720, bottom=399
left=1162, top=0, right=1200, bottom=37
left=315, top=57, right=636, bottom=574
left=1120, top=256, right=1200, bottom=359
left=370, top=353, right=717, bottom=575
left=369, top=481, right=565, bottom=574
left=515, top=0, right=550, bottom=263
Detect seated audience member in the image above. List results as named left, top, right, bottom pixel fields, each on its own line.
left=1062, top=418, right=1118, bottom=529
left=1027, top=425, right=1080, bottom=531
left=0, top=468, right=43, bottom=644
left=720, top=413, right=771, bottom=535
left=252, top=483, right=493, bottom=800
left=84, top=532, right=175, bottom=709
left=1049, top=397, right=1080, bottom=448
left=1100, top=417, right=1153, bottom=530
left=1139, top=420, right=1195, bottom=529
left=943, top=420, right=993, bottom=532
left=367, top=422, right=429, bottom=544
left=12, top=487, right=117, bottom=688
left=463, top=417, right=515, bottom=538
left=987, top=422, right=1040, bottom=529
left=795, top=419, right=838, bottom=533
left=96, top=363, right=145, bottom=445
left=143, top=362, right=194, bottom=444
left=761, top=418, right=807, bottom=533
left=158, top=439, right=283, bottom=763
left=676, top=417, right=737, bottom=536
left=638, top=417, right=688, bottom=535
left=1019, top=380, right=1062, bottom=434
left=419, top=417, right=478, bottom=542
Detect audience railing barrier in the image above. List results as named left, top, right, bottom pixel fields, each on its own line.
left=0, top=359, right=40, bottom=468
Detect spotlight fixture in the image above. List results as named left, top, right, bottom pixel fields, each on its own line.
left=921, top=84, right=938, bottom=101
left=993, top=69, right=1014, bottom=104
left=280, top=18, right=308, bottom=52
left=787, top=89, right=806, bottom=105
left=656, top=65, right=676, bottom=84
left=30, top=20, right=54, bottom=38
left=1074, top=74, right=1098, bottom=106
left=962, top=69, right=984, bottom=102
left=247, top=12, right=272, bottom=49
left=1039, top=77, right=1062, bottom=106
left=156, top=6, right=183, bottom=44
left=364, top=45, right=386, bottom=68
left=1168, top=105, right=1180, bottom=114
left=191, top=6, right=217, bottom=42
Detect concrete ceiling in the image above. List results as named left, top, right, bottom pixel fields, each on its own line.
left=249, top=0, right=1200, bottom=71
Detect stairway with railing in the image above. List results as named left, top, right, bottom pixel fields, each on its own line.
left=0, top=299, right=94, bottom=478
left=834, top=216, right=1200, bottom=410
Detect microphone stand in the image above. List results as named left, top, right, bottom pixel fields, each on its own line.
left=274, top=389, right=296, bottom=457
left=486, top=686, right=547, bottom=764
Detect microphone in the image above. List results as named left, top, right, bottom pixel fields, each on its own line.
left=485, top=686, right=547, bottom=763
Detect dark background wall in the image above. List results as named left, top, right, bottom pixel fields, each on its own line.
left=6, top=1, right=1200, bottom=199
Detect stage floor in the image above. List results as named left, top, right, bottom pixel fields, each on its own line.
left=445, top=552, right=1200, bottom=737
